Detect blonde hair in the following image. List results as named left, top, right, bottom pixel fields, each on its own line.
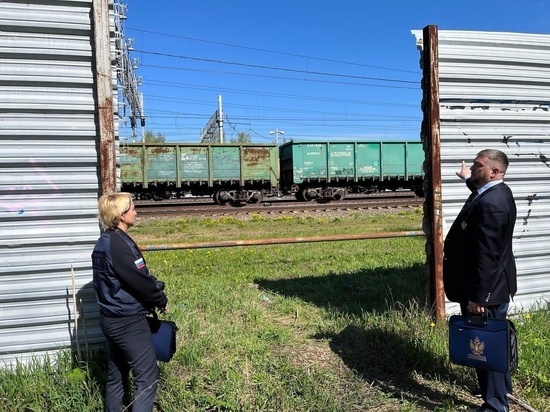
left=97, top=192, right=133, bottom=230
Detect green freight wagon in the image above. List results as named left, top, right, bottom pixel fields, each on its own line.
left=279, top=140, right=424, bottom=201
left=120, top=143, right=280, bottom=204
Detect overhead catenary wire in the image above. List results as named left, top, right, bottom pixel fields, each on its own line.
left=134, top=49, right=419, bottom=85
left=142, top=64, right=419, bottom=90
left=126, top=27, right=420, bottom=75
left=139, top=80, right=420, bottom=107
left=121, top=27, right=422, bottom=142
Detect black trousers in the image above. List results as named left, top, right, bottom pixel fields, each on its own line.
left=100, top=313, right=159, bottom=412
left=460, top=303, right=512, bottom=412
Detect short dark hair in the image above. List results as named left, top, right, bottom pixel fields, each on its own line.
left=476, top=149, right=509, bottom=174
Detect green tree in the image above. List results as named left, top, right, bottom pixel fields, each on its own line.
left=143, top=130, right=166, bottom=144
left=230, top=131, right=252, bottom=144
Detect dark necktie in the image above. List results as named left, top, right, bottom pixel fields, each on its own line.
left=464, top=190, right=478, bottom=207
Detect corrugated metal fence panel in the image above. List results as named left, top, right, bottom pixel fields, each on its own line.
left=0, top=0, right=116, bottom=366
left=413, top=29, right=550, bottom=315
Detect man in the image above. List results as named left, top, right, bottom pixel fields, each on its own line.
left=443, top=149, right=517, bottom=412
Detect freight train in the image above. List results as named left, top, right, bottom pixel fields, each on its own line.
left=120, top=140, right=424, bottom=204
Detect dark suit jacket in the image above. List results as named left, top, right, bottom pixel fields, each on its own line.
left=443, top=182, right=517, bottom=305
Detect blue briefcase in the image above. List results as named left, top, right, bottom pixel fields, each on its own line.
left=448, top=313, right=517, bottom=373
left=147, top=311, right=178, bottom=362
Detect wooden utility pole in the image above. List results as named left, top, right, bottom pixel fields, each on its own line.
left=93, top=0, right=116, bottom=195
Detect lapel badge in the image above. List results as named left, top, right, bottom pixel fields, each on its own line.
left=461, top=221, right=467, bottom=230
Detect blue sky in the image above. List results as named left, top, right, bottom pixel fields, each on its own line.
left=120, top=1, right=550, bottom=143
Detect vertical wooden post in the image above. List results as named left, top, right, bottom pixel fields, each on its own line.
left=422, top=25, right=445, bottom=320
left=93, top=0, right=116, bottom=195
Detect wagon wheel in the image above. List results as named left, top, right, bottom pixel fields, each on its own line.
left=334, top=189, right=346, bottom=201
left=212, top=192, right=221, bottom=205
left=248, top=192, right=263, bottom=204
left=214, top=190, right=230, bottom=206
left=301, top=188, right=316, bottom=202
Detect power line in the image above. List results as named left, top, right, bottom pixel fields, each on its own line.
left=140, top=88, right=418, bottom=110
left=144, top=80, right=418, bottom=107
left=141, top=66, right=419, bottom=90
left=133, top=49, right=418, bottom=85
left=121, top=24, right=421, bottom=142
left=126, top=27, right=419, bottom=75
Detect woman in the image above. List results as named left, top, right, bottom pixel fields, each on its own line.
left=92, top=192, right=168, bottom=411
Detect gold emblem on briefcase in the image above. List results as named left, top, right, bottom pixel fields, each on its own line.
left=469, top=336, right=485, bottom=356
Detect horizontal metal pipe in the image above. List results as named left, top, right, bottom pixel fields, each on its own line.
left=139, top=230, right=425, bottom=252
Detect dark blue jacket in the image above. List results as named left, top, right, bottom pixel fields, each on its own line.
left=92, top=229, right=167, bottom=317
left=443, top=182, right=517, bottom=305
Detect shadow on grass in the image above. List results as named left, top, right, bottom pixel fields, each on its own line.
left=324, top=325, right=475, bottom=410
left=255, top=264, right=476, bottom=410
left=256, top=263, right=427, bottom=316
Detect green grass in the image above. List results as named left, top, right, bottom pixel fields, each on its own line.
left=1, top=209, right=548, bottom=411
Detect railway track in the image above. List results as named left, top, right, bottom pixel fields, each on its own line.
left=136, top=193, right=423, bottom=218
left=134, top=191, right=415, bottom=207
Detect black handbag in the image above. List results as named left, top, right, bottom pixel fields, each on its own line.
left=448, top=313, right=517, bottom=373
left=146, top=311, right=178, bottom=362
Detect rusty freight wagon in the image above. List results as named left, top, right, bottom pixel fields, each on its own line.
left=120, top=143, right=280, bottom=204
left=279, top=140, right=424, bottom=201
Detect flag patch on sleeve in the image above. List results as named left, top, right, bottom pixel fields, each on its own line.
left=134, top=258, right=145, bottom=269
